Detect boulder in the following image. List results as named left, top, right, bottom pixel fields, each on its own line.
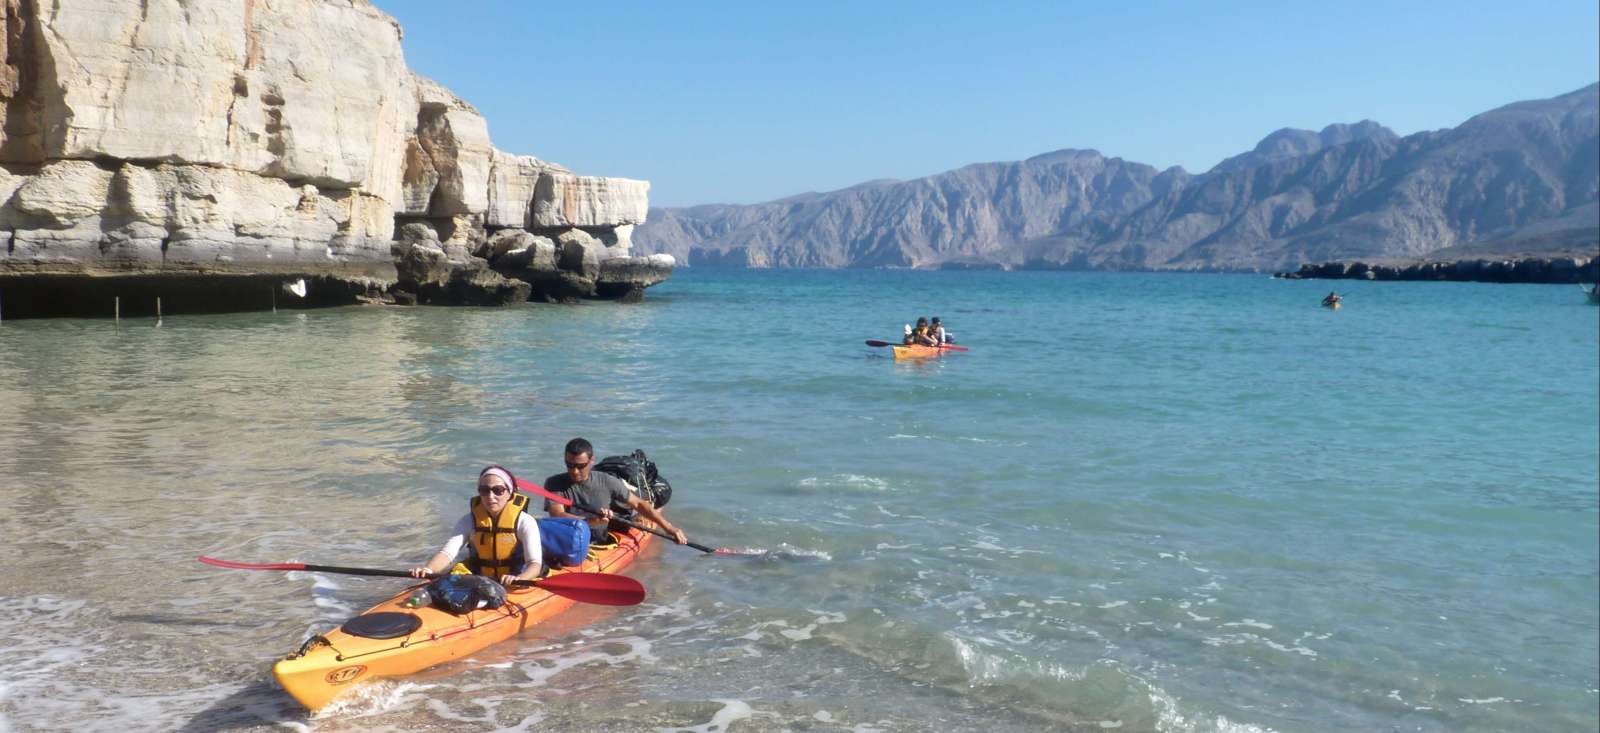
left=555, top=228, right=604, bottom=283
left=391, top=226, right=528, bottom=305
left=487, top=231, right=558, bottom=271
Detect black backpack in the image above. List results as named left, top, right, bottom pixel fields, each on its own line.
left=593, top=449, right=673, bottom=508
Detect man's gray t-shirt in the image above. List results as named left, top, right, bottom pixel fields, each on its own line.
left=543, top=471, right=637, bottom=529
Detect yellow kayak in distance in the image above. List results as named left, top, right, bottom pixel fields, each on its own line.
left=865, top=339, right=969, bottom=359
left=892, top=344, right=945, bottom=359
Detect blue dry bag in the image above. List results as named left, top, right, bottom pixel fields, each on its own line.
left=536, top=516, right=592, bottom=567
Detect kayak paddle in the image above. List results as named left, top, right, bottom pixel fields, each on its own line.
left=196, top=556, right=646, bottom=606
left=603, top=512, right=762, bottom=556
left=515, top=478, right=757, bottom=556
left=864, top=339, right=969, bottom=352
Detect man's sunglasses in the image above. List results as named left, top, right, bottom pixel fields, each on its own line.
left=477, top=484, right=511, bottom=496
left=565, top=460, right=591, bottom=470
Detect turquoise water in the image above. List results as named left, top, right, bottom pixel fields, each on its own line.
left=0, top=270, right=1594, bottom=732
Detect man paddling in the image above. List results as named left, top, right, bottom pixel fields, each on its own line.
left=408, top=466, right=544, bottom=588
left=544, top=438, right=688, bottom=546
left=904, top=317, right=938, bottom=346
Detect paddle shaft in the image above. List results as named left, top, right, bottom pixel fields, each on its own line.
left=555, top=499, right=718, bottom=554
left=865, top=339, right=967, bottom=352
left=517, top=478, right=718, bottom=554
left=603, top=512, right=720, bottom=554
left=298, top=564, right=554, bottom=590
left=295, top=564, right=552, bottom=588
left=197, top=556, right=645, bottom=603
left=303, top=563, right=426, bottom=580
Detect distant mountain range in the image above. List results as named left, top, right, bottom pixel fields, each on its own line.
left=634, top=85, right=1599, bottom=271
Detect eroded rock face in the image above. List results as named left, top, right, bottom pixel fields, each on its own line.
left=0, top=0, right=667, bottom=317
left=533, top=172, right=649, bottom=228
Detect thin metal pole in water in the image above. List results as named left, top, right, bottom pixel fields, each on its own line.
left=271, top=283, right=277, bottom=314
left=156, top=296, right=162, bottom=327
left=0, top=287, right=4, bottom=324
left=115, top=296, right=120, bottom=329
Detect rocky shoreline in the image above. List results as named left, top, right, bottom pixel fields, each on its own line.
left=1275, top=255, right=1598, bottom=284
left=0, top=0, right=670, bottom=319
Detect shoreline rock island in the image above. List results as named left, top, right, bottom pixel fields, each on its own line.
left=1276, top=255, right=1597, bottom=284
left=0, top=0, right=671, bottom=319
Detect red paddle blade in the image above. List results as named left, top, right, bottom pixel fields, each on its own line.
left=527, top=572, right=646, bottom=606
left=515, top=478, right=573, bottom=507
left=939, top=344, right=969, bottom=352
left=197, top=556, right=307, bottom=571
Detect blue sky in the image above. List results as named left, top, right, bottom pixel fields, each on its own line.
left=373, top=1, right=1599, bottom=208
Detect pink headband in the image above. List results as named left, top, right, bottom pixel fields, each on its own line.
left=479, top=466, right=515, bottom=490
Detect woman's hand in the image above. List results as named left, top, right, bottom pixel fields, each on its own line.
left=409, top=567, right=431, bottom=579
left=499, top=574, right=524, bottom=588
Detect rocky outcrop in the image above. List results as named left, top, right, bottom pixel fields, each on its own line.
left=0, top=0, right=667, bottom=318
left=635, top=85, right=1598, bottom=274
left=1277, top=255, right=1598, bottom=284
left=391, top=222, right=529, bottom=305
left=596, top=254, right=675, bottom=302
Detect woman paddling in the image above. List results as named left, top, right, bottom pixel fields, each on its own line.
left=409, top=466, right=544, bottom=589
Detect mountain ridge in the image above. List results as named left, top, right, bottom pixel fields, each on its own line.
left=635, top=84, right=1599, bottom=271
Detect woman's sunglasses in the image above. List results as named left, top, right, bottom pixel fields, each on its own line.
left=477, top=484, right=511, bottom=496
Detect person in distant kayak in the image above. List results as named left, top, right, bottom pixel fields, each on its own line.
left=930, top=316, right=952, bottom=344
left=408, top=465, right=544, bottom=588
left=544, top=438, right=687, bottom=546
left=904, top=317, right=938, bottom=346
left=1322, top=292, right=1342, bottom=307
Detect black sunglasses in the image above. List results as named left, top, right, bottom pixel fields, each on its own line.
left=477, top=484, right=511, bottom=496
left=564, top=459, right=591, bottom=470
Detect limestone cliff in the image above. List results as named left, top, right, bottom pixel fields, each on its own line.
left=0, top=0, right=669, bottom=317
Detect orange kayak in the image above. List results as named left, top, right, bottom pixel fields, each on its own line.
left=272, top=525, right=652, bottom=711
left=892, top=344, right=946, bottom=359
